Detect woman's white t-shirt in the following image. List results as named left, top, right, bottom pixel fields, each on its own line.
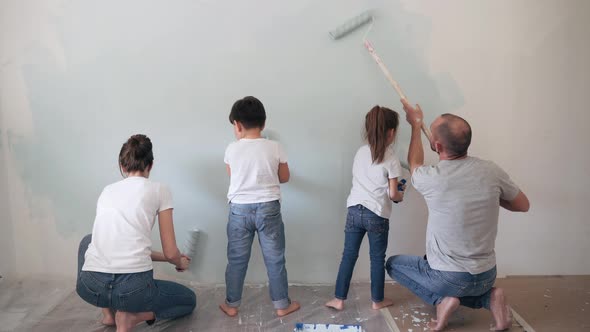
left=82, top=177, right=173, bottom=274
left=346, top=145, right=403, bottom=219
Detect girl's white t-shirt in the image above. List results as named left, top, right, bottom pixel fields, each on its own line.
left=346, top=145, right=403, bottom=219
left=82, top=177, right=173, bottom=274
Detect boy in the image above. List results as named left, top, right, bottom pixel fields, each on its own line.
left=220, top=96, right=300, bottom=317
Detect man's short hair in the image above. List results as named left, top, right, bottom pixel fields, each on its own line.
left=229, top=96, right=266, bottom=129
left=435, top=114, right=472, bottom=157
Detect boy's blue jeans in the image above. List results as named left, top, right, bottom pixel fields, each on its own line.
left=225, top=200, right=291, bottom=310
left=386, top=255, right=496, bottom=309
left=334, top=205, right=389, bottom=303
left=76, top=234, right=196, bottom=321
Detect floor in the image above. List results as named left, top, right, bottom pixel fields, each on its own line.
left=0, top=276, right=588, bottom=332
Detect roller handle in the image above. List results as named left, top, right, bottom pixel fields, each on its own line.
left=364, top=40, right=432, bottom=141
left=393, top=179, right=407, bottom=204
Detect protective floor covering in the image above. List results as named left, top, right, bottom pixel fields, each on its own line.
left=0, top=279, right=390, bottom=332
left=2, top=276, right=589, bottom=331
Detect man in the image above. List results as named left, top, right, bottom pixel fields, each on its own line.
left=386, top=100, right=530, bottom=331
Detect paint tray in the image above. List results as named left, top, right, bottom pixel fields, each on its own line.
left=294, top=323, right=363, bottom=332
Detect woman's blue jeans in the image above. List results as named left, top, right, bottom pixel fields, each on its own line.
left=334, top=205, right=390, bottom=303
left=76, top=234, right=196, bottom=321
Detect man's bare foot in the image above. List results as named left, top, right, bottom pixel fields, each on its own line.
left=114, top=311, right=155, bottom=332
left=372, top=298, right=394, bottom=310
left=219, top=303, right=239, bottom=317
left=490, top=288, right=512, bottom=331
left=101, top=308, right=115, bottom=326
left=427, top=297, right=460, bottom=331
left=276, top=301, right=301, bottom=317
left=325, top=298, right=344, bottom=311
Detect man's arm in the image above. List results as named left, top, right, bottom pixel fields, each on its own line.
left=500, top=191, right=530, bottom=212
left=401, top=99, right=425, bottom=175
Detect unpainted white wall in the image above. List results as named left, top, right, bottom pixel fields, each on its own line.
left=0, top=0, right=588, bottom=283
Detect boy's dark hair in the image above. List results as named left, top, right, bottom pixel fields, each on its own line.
left=229, top=96, right=266, bottom=129
left=119, top=134, right=154, bottom=175
left=365, top=105, right=399, bottom=164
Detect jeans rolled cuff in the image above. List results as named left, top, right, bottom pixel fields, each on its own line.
left=334, top=295, right=347, bottom=300
left=225, top=299, right=241, bottom=308
left=371, top=297, right=384, bottom=303
left=273, top=298, right=291, bottom=310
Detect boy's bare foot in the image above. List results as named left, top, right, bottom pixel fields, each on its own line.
left=325, top=298, right=344, bottom=311
left=219, top=303, right=239, bottom=317
left=490, top=288, right=512, bottom=331
left=101, top=308, right=115, bottom=326
left=276, top=301, right=301, bottom=317
left=114, top=310, right=154, bottom=332
left=427, top=297, right=460, bottom=331
left=372, top=298, right=394, bottom=310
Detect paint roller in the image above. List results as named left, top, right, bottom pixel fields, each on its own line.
left=329, top=11, right=433, bottom=142
left=182, top=228, right=200, bottom=271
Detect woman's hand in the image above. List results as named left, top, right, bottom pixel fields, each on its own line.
left=175, top=254, right=191, bottom=272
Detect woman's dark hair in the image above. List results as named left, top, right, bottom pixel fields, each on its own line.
left=228, top=96, right=266, bottom=129
left=365, top=106, right=399, bottom=163
left=118, top=134, right=154, bottom=176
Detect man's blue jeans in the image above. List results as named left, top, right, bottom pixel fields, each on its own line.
left=76, top=234, right=197, bottom=321
left=224, top=200, right=291, bottom=310
left=334, top=205, right=389, bottom=303
left=386, top=255, right=496, bottom=309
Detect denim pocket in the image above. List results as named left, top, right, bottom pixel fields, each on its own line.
left=344, top=212, right=357, bottom=232
left=438, top=271, right=469, bottom=293
left=260, top=201, right=281, bottom=219
left=77, top=272, right=101, bottom=306
left=366, top=218, right=389, bottom=233
left=117, top=276, right=154, bottom=312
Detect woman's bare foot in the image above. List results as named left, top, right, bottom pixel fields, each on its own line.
left=114, top=311, right=155, bottom=332
left=101, top=308, right=115, bottom=326
left=325, top=298, right=344, bottom=310
left=490, top=288, right=512, bottom=331
left=427, top=297, right=460, bottom=331
left=372, top=298, right=394, bottom=310
left=219, top=303, right=239, bottom=317
left=276, top=301, right=301, bottom=317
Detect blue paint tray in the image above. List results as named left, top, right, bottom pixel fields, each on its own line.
left=294, top=323, right=363, bottom=332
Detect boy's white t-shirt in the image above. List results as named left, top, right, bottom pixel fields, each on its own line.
left=82, top=177, right=173, bottom=274
left=224, top=138, right=287, bottom=204
left=346, top=144, right=403, bottom=219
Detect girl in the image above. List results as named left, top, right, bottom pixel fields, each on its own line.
left=76, top=134, right=196, bottom=332
left=326, top=106, right=405, bottom=311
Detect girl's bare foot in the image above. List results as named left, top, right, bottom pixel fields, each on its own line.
left=276, top=301, right=301, bottom=317
left=101, top=308, right=115, bottom=326
left=219, top=303, right=239, bottom=317
left=325, top=298, right=344, bottom=310
left=427, top=297, right=460, bottom=331
left=490, top=288, right=512, bottom=331
left=372, top=297, right=394, bottom=310
left=114, top=310, right=155, bottom=332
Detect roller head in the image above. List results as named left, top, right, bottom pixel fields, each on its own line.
left=184, top=228, right=200, bottom=259
left=329, top=11, right=373, bottom=40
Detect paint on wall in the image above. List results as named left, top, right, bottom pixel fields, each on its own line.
left=2, top=0, right=588, bottom=282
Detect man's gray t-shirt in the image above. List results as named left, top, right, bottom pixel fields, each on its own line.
left=412, top=157, right=520, bottom=274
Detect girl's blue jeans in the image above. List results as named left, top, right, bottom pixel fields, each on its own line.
left=76, top=234, right=196, bottom=321
left=386, top=254, right=497, bottom=309
left=224, top=200, right=291, bottom=310
left=334, top=205, right=390, bottom=303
